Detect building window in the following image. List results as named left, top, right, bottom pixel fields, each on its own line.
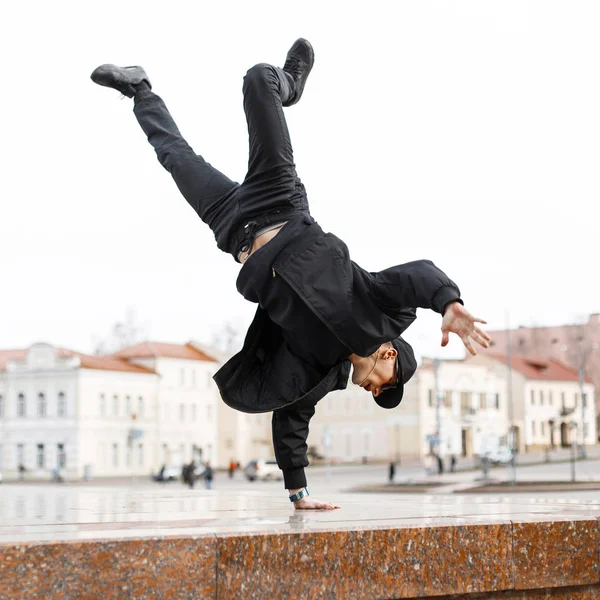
left=582, top=393, right=587, bottom=409
left=0, top=394, right=3, bottom=419
left=479, top=393, right=486, bottom=410
left=541, top=422, right=545, bottom=436
left=112, top=443, right=118, bottom=468
left=460, top=392, right=472, bottom=414
left=539, top=391, right=544, bottom=405
left=192, top=370, right=196, bottom=387
left=37, top=393, right=47, bottom=418
left=584, top=422, right=589, bottom=440
left=574, top=393, right=579, bottom=407
left=495, top=393, right=500, bottom=410
left=113, top=395, right=119, bottom=416
left=561, top=392, right=566, bottom=410
left=191, top=404, right=197, bottom=421
left=36, top=444, right=45, bottom=468
left=99, top=393, right=106, bottom=416
left=126, top=447, right=132, bottom=468
left=207, top=373, right=212, bottom=388
left=445, top=390, right=453, bottom=406
left=530, top=390, right=535, bottom=405
left=125, top=395, right=132, bottom=415
left=180, top=369, right=185, bottom=386
left=138, top=443, right=144, bottom=466
left=428, top=389, right=434, bottom=407
left=531, top=421, right=536, bottom=437
left=17, top=393, right=26, bottom=418
left=207, top=404, right=213, bottom=421
left=57, top=443, right=66, bottom=468
left=548, top=391, right=553, bottom=406
left=138, top=396, right=144, bottom=419
left=0, top=444, right=3, bottom=470
left=57, top=392, right=66, bottom=417
left=179, top=403, right=185, bottom=421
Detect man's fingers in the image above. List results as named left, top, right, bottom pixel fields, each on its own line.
left=461, top=335, right=477, bottom=356
left=474, top=317, right=487, bottom=325
left=441, top=330, right=450, bottom=347
left=471, top=330, right=489, bottom=348
left=473, top=326, right=491, bottom=342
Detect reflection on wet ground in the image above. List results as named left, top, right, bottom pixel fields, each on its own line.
left=1, top=482, right=599, bottom=543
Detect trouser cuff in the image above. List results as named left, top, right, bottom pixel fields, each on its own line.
left=283, top=467, right=306, bottom=489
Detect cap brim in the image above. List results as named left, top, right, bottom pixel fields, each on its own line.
left=374, top=337, right=417, bottom=410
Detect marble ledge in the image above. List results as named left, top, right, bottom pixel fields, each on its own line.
left=0, top=516, right=598, bottom=599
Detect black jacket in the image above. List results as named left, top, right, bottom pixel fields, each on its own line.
left=213, top=215, right=461, bottom=487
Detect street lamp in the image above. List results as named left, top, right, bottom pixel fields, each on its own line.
left=577, top=342, right=598, bottom=460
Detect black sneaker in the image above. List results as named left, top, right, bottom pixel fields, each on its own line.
left=282, top=38, right=314, bottom=107
left=90, top=64, right=151, bottom=98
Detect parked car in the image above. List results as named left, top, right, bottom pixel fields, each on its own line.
left=152, top=464, right=183, bottom=482
left=244, top=459, right=282, bottom=481
left=485, top=447, right=513, bottom=465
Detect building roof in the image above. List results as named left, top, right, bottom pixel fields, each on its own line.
left=483, top=353, right=592, bottom=383
left=113, top=341, right=217, bottom=362
left=0, top=348, right=157, bottom=375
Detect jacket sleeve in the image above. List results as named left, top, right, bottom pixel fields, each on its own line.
left=272, top=395, right=319, bottom=489
left=373, top=260, right=462, bottom=314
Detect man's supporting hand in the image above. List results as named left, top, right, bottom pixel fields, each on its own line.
left=441, top=302, right=491, bottom=356
left=294, top=497, right=341, bottom=510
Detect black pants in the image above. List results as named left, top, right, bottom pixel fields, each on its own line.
left=133, top=63, right=311, bottom=258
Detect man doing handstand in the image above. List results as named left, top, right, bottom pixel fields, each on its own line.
left=91, top=39, right=490, bottom=510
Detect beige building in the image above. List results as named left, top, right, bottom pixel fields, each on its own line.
left=309, top=357, right=509, bottom=463
left=485, top=313, right=600, bottom=423
left=308, top=352, right=596, bottom=463
left=469, top=353, right=596, bottom=452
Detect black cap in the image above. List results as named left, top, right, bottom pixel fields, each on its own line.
left=373, top=337, right=417, bottom=409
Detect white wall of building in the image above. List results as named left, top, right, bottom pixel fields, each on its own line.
left=0, top=343, right=223, bottom=481
left=0, top=344, right=81, bottom=479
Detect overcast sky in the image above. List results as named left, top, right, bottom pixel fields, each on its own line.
left=1, top=0, right=599, bottom=360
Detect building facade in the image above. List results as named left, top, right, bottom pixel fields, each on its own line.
left=470, top=353, right=596, bottom=452
left=308, top=353, right=596, bottom=463
left=485, top=314, right=600, bottom=424
left=0, top=341, right=221, bottom=481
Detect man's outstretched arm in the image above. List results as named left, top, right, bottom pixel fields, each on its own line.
left=373, top=260, right=490, bottom=354
left=272, top=397, right=340, bottom=510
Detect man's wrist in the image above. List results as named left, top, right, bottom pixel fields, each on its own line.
left=288, top=487, right=309, bottom=503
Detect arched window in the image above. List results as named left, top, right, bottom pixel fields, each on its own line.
left=57, top=392, right=66, bottom=417
left=17, top=393, right=26, bottom=418
left=37, top=393, right=47, bottom=417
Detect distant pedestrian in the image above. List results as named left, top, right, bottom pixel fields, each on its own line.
left=450, top=455, right=456, bottom=473
left=388, top=461, right=396, bottom=483
left=228, top=459, right=237, bottom=479
left=436, top=454, right=444, bottom=474
left=18, top=464, right=26, bottom=482
left=183, top=460, right=197, bottom=489
left=204, top=462, right=214, bottom=490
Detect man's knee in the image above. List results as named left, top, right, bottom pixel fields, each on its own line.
left=243, top=63, right=277, bottom=92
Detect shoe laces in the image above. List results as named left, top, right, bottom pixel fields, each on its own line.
left=283, top=54, right=305, bottom=79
